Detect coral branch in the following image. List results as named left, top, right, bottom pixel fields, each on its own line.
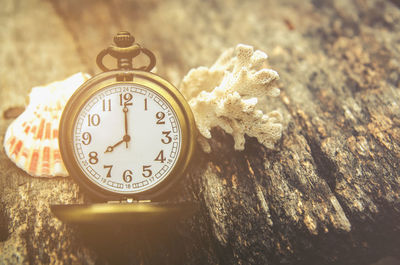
left=180, top=44, right=283, bottom=152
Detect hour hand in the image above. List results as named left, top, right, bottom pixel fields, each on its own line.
left=104, top=139, right=124, bottom=153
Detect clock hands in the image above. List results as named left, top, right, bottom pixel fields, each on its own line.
left=104, top=105, right=131, bottom=153
left=104, top=139, right=124, bottom=153
left=123, top=106, right=129, bottom=148
left=104, top=135, right=132, bottom=153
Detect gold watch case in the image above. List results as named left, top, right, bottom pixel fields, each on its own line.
left=59, top=70, right=197, bottom=201
left=51, top=201, right=199, bottom=224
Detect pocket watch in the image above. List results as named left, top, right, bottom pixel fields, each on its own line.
left=51, top=32, right=197, bottom=224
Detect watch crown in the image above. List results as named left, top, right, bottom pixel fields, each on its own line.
left=114, top=31, right=135, bottom=47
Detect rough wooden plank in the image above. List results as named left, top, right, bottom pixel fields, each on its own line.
left=1, top=0, right=400, bottom=264
left=0, top=0, right=94, bottom=263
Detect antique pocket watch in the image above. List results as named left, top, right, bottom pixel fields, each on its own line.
left=52, top=32, right=197, bottom=224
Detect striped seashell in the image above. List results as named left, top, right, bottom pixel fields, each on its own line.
left=4, top=72, right=91, bottom=177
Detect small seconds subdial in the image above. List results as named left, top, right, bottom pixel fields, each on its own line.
left=72, top=83, right=182, bottom=194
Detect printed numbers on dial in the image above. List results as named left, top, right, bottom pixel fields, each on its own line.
left=73, top=84, right=182, bottom=194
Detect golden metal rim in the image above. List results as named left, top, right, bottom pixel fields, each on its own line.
left=59, top=70, right=197, bottom=201
left=51, top=202, right=198, bottom=224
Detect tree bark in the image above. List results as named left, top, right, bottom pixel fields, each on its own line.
left=1, top=0, right=400, bottom=264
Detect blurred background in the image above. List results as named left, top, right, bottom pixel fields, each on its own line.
left=0, top=0, right=309, bottom=112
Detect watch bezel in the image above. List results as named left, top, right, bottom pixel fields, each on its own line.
left=59, top=70, right=197, bottom=201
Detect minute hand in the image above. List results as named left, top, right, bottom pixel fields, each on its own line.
left=123, top=106, right=129, bottom=148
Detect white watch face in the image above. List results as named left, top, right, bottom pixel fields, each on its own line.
left=72, top=83, right=182, bottom=194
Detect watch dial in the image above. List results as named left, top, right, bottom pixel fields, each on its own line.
left=72, top=83, right=182, bottom=194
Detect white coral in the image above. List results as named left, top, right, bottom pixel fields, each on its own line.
left=180, top=44, right=283, bottom=152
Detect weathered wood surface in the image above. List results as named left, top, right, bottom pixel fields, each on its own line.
left=1, top=0, right=400, bottom=264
